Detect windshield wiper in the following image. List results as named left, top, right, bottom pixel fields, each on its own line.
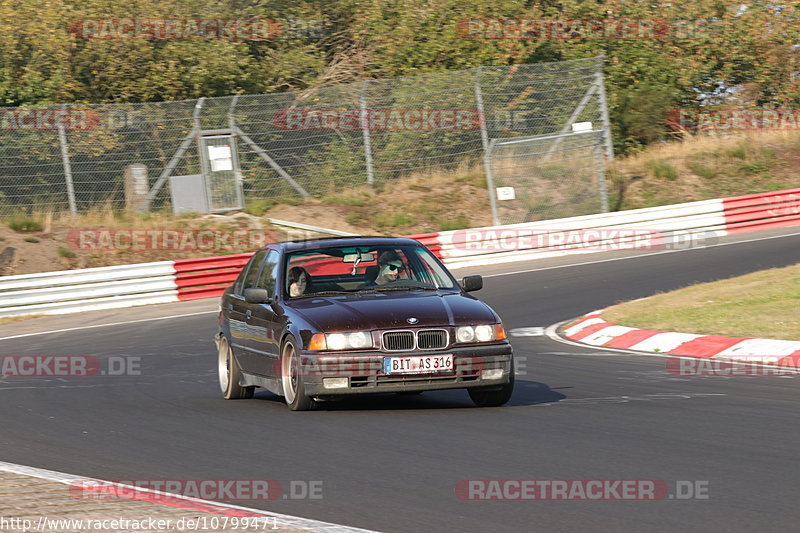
left=297, top=290, right=351, bottom=297
left=366, top=285, right=439, bottom=292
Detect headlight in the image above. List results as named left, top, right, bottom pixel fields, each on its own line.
left=327, top=333, right=347, bottom=350
left=456, top=324, right=506, bottom=343
left=475, top=325, right=493, bottom=342
left=308, top=332, right=374, bottom=350
left=456, top=326, right=475, bottom=343
left=347, top=331, right=371, bottom=349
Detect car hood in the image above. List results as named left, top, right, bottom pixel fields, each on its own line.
left=285, top=291, right=497, bottom=331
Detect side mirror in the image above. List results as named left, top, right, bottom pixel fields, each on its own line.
left=244, top=288, right=271, bottom=304
left=460, top=275, right=483, bottom=292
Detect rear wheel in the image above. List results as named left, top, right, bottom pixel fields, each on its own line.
left=218, top=336, right=254, bottom=400
left=281, top=337, right=315, bottom=411
left=468, top=361, right=514, bottom=407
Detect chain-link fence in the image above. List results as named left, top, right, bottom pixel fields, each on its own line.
left=0, top=55, right=612, bottom=224
left=490, top=130, right=608, bottom=225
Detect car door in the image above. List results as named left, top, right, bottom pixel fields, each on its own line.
left=245, top=250, right=283, bottom=377
left=227, top=249, right=268, bottom=373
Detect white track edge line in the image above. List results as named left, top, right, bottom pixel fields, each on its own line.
left=0, top=310, right=218, bottom=341
left=0, top=460, right=384, bottom=533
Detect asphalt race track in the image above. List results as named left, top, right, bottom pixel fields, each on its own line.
left=1, top=228, right=800, bottom=533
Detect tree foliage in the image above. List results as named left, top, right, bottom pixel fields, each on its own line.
left=1, top=0, right=798, bottom=152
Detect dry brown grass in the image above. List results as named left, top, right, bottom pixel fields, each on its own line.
left=609, top=130, right=800, bottom=210
left=313, top=161, right=492, bottom=234
left=1, top=204, right=271, bottom=275
left=0, top=315, right=44, bottom=325
left=5, top=130, right=800, bottom=275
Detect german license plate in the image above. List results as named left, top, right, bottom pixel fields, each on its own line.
left=383, top=355, right=454, bottom=374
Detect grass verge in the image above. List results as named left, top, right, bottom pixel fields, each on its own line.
left=603, top=263, right=800, bottom=340
left=0, top=315, right=44, bottom=325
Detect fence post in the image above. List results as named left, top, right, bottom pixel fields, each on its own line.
left=596, top=64, right=615, bottom=161
left=360, top=80, right=375, bottom=188
left=596, top=131, right=609, bottom=212
left=227, top=94, right=246, bottom=208
left=58, top=104, right=78, bottom=215
left=193, top=96, right=205, bottom=132
left=474, top=67, right=500, bottom=226
left=227, top=94, right=238, bottom=131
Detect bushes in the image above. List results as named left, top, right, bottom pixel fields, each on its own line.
left=7, top=217, right=43, bottom=233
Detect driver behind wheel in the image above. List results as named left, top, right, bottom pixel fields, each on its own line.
left=374, top=250, right=405, bottom=285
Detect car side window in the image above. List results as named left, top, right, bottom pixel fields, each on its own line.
left=236, top=250, right=267, bottom=295
left=255, top=250, right=280, bottom=297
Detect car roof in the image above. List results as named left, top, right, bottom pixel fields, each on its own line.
left=270, top=236, right=423, bottom=252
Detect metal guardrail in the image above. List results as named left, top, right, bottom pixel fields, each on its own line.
left=723, top=188, right=800, bottom=233
left=0, top=261, right=178, bottom=317
left=266, top=218, right=358, bottom=238
left=436, top=199, right=728, bottom=268
left=0, top=188, right=797, bottom=318
left=174, top=253, right=253, bottom=301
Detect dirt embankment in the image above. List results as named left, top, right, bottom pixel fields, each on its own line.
left=3, top=130, right=799, bottom=275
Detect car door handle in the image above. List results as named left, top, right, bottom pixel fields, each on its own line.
left=246, top=310, right=252, bottom=320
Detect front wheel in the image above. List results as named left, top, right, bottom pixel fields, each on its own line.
left=218, top=336, right=254, bottom=400
left=281, top=337, right=315, bottom=411
left=468, top=362, right=514, bottom=407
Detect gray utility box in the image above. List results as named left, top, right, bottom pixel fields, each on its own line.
left=169, top=174, right=209, bottom=214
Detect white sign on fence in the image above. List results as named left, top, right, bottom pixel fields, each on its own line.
left=208, top=144, right=233, bottom=172
left=572, top=121, right=593, bottom=133
left=496, top=187, right=516, bottom=201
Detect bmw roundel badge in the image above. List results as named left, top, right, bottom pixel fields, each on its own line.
left=407, top=317, right=419, bottom=324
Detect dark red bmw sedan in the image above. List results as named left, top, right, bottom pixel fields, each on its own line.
left=216, top=236, right=514, bottom=410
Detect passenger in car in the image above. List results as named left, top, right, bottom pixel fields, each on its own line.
left=288, top=266, right=311, bottom=297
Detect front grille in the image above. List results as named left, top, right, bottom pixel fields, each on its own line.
left=383, top=331, right=415, bottom=351
left=417, top=329, right=447, bottom=349
left=382, top=329, right=449, bottom=351
left=376, top=374, right=459, bottom=386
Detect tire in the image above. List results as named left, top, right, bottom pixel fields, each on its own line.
left=468, top=361, right=514, bottom=407
left=281, top=337, right=315, bottom=411
left=218, top=335, right=254, bottom=400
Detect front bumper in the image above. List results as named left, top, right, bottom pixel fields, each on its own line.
left=298, top=343, right=513, bottom=397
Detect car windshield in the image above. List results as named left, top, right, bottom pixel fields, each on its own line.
left=284, top=243, right=456, bottom=298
